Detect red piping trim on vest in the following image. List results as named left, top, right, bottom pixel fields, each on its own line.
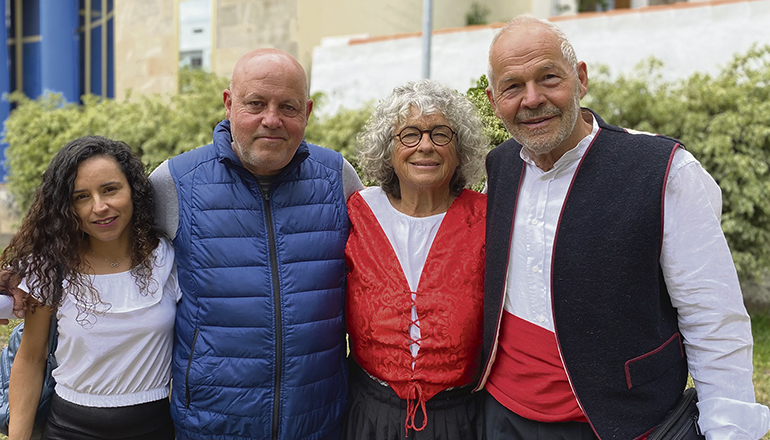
left=550, top=127, right=603, bottom=439
left=635, top=425, right=657, bottom=440
left=623, top=332, right=683, bottom=389
left=659, top=143, right=680, bottom=256
left=475, top=164, right=526, bottom=392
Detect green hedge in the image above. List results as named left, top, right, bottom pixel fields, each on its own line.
left=581, top=46, right=770, bottom=280
left=3, top=68, right=229, bottom=212
left=3, top=46, right=769, bottom=279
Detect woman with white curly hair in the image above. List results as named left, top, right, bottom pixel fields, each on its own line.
left=344, top=79, right=488, bottom=440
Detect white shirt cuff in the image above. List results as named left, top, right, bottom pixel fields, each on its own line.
left=697, top=397, right=770, bottom=440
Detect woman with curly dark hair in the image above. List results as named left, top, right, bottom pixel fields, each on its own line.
left=0, top=136, right=178, bottom=440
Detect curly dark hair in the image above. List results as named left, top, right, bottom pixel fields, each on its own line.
left=0, top=136, right=161, bottom=321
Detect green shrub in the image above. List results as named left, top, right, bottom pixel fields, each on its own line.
left=3, top=68, right=229, bottom=212
left=305, top=92, right=373, bottom=167
left=465, top=75, right=508, bottom=149
left=5, top=46, right=769, bottom=280
left=469, top=45, right=770, bottom=280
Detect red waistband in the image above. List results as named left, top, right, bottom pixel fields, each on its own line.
left=486, top=311, right=587, bottom=423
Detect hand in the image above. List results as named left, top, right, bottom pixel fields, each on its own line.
left=10, top=283, right=26, bottom=319
left=0, top=270, right=25, bottom=320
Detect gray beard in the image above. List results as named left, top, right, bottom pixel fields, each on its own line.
left=506, top=92, right=582, bottom=156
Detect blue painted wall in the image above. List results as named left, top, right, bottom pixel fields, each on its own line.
left=1, top=0, right=113, bottom=183
left=0, top=5, right=11, bottom=182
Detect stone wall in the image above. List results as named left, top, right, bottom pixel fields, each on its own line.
left=213, top=0, right=299, bottom=80
left=114, top=0, right=178, bottom=100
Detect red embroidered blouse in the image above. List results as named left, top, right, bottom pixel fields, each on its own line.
left=346, top=189, right=486, bottom=430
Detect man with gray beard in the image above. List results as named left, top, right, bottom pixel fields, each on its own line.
left=476, top=15, right=769, bottom=440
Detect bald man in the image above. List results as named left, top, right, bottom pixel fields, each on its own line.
left=150, top=49, right=363, bottom=440
left=478, top=16, right=769, bottom=440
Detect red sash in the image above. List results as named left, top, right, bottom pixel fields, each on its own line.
left=486, top=311, right=587, bottom=422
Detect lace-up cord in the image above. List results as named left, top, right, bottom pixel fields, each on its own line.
left=403, top=289, right=428, bottom=436
left=404, top=381, right=427, bottom=436
left=405, top=289, right=425, bottom=350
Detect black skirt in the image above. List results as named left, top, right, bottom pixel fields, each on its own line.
left=41, top=393, right=175, bottom=440
left=342, top=360, right=482, bottom=440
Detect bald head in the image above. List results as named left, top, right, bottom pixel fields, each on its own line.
left=223, top=48, right=314, bottom=176
left=230, top=49, right=309, bottom=99
left=487, top=16, right=577, bottom=91
left=484, top=16, right=590, bottom=170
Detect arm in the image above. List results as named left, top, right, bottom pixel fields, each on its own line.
left=342, top=158, right=364, bottom=201
left=149, top=160, right=180, bottom=239
left=8, top=303, right=53, bottom=440
left=0, top=270, right=26, bottom=321
left=661, top=149, right=770, bottom=440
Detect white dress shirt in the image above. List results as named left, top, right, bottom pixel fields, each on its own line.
left=504, top=114, right=769, bottom=440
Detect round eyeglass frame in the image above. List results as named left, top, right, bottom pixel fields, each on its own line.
left=393, top=125, right=457, bottom=147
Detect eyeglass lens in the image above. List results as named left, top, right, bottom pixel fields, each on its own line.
left=399, top=125, right=454, bottom=147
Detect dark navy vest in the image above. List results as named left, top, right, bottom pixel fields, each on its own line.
left=481, top=111, right=687, bottom=440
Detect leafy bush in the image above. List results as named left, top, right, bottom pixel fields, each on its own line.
left=586, top=46, right=770, bottom=280
left=305, top=92, right=373, bottom=166
left=465, top=75, right=508, bottom=148
left=2, top=70, right=373, bottom=212
left=470, top=45, right=770, bottom=280
left=4, top=46, right=769, bottom=280
left=3, top=68, right=229, bottom=211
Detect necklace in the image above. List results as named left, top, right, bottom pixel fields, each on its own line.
left=90, top=250, right=129, bottom=268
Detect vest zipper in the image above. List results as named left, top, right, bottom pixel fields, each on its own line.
left=185, top=328, right=200, bottom=409
left=261, top=190, right=283, bottom=440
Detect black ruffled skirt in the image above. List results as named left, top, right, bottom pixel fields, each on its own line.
left=342, top=360, right=481, bottom=440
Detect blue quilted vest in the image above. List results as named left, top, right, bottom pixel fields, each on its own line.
left=168, top=120, right=349, bottom=440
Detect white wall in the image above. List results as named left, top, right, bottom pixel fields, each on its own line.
left=310, top=0, right=770, bottom=115
left=557, top=0, right=770, bottom=84
left=311, top=28, right=497, bottom=114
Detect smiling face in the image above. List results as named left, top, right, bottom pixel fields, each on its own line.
left=486, top=24, right=589, bottom=161
left=224, top=50, right=313, bottom=176
left=391, top=108, right=459, bottom=198
left=72, top=156, right=134, bottom=248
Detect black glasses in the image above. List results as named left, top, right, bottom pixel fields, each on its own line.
left=393, top=125, right=456, bottom=147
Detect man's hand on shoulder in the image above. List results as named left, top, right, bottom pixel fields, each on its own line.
left=0, top=270, right=25, bottom=322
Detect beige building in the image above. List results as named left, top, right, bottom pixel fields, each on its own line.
left=114, top=1, right=179, bottom=100
left=295, top=0, right=533, bottom=74
left=113, top=0, right=561, bottom=99
left=115, top=0, right=685, bottom=99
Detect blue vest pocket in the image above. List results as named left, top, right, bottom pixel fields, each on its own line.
left=185, top=328, right=200, bottom=409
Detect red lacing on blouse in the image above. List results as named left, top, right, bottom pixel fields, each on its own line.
left=404, top=381, right=427, bottom=436
left=403, top=289, right=428, bottom=437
